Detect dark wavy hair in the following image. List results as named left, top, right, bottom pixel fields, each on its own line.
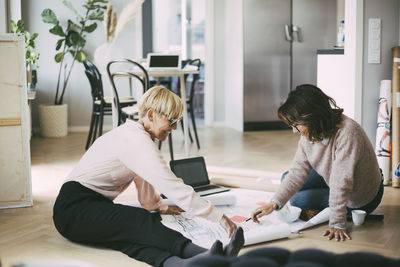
left=277, top=84, right=344, bottom=142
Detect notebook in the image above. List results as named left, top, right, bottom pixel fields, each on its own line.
left=169, top=156, right=230, bottom=197
left=146, top=53, right=181, bottom=70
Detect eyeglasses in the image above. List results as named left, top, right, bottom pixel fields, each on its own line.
left=159, top=111, right=182, bottom=127
left=291, top=124, right=300, bottom=132
left=168, top=117, right=182, bottom=127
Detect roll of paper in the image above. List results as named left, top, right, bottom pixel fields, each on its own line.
left=244, top=223, right=291, bottom=246
left=392, top=47, right=400, bottom=187
left=375, top=80, right=392, bottom=185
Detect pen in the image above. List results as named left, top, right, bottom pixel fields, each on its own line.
left=245, top=211, right=261, bottom=222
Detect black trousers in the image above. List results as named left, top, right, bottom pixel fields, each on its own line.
left=53, top=181, right=190, bottom=267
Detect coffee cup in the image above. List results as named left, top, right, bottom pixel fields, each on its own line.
left=352, top=210, right=367, bottom=225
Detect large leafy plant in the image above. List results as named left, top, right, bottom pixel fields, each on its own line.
left=10, top=19, right=40, bottom=67
left=41, top=0, right=107, bottom=105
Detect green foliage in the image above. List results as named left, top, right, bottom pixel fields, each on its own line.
left=41, top=0, right=108, bottom=105
left=10, top=19, right=40, bottom=67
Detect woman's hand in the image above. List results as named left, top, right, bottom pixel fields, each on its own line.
left=160, top=205, right=184, bottom=215
left=219, top=214, right=237, bottom=238
left=323, top=228, right=351, bottom=241
left=251, top=202, right=277, bottom=223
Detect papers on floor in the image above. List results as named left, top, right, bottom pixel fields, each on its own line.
left=289, top=207, right=330, bottom=233
left=119, top=188, right=330, bottom=247
left=161, top=189, right=291, bottom=248
left=161, top=212, right=291, bottom=248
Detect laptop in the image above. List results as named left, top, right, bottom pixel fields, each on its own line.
left=168, top=156, right=230, bottom=197
left=146, top=53, right=181, bottom=70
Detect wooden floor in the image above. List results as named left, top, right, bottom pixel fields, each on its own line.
left=1, top=126, right=400, bottom=266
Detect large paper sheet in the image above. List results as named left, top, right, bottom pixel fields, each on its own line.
left=120, top=189, right=330, bottom=247
left=161, top=212, right=291, bottom=248
left=290, top=207, right=330, bottom=233
left=162, top=189, right=291, bottom=248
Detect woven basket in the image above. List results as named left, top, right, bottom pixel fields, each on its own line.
left=39, top=104, right=68, bottom=137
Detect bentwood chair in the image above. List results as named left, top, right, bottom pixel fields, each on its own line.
left=158, top=59, right=201, bottom=155
left=107, top=59, right=175, bottom=160
left=106, top=59, right=149, bottom=126
left=181, top=58, right=201, bottom=149
left=83, top=60, right=136, bottom=150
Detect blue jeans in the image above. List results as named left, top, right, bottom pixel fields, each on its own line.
left=281, top=169, right=384, bottom=216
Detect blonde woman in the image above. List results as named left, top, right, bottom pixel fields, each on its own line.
left=53, top=86, right=243, bottom=267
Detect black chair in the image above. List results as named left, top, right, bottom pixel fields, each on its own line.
left=106, top=59, right=175, bottom=160
left=106, top=59, right=150, bottom=126
left=83, top=60, right=136, bottom=150
left=181, top=58, right=201, bottom=149
left=158, top=59, right=202, bottom=155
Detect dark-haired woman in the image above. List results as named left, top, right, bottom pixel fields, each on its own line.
left=250, top=84, right=383, bottom=242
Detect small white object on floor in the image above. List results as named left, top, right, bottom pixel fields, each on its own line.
left=276, top=204, right=302, bottom=223
left=352, top=209, right=367, bottom=225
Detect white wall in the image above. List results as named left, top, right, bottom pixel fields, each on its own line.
left=205, top=0, right=243, bottom=130
left=362, top=0, right=399, bottom=143
left=21, top=0, right=143, bottom=131
left=0, top=0, right=8, bottom=33
left=224, top=0, right=243, bottom=132
left=212, top=0, right=226, bottom=124
left=344, top=0, right=363, bottom=124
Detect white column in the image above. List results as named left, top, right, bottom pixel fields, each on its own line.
left=181, top=0, right=192, bottom=60
left=344, top=0, right=364, bottom=124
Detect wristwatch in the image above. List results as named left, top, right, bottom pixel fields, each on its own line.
left=271, top=200, right=282, bottom=210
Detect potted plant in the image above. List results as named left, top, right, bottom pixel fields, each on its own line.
left=39, top=0, right=107, bottom=137
left=10, top=19, right=40, bottom=89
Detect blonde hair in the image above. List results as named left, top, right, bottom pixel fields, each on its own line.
left=138, top=86, right=183, bottom=119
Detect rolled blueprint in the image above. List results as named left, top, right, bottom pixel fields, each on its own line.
left=375, top=80, right=392, bottom=185
left=244, top=223, right=291, bottom=246
left=392, top=47, right=400, bottom=187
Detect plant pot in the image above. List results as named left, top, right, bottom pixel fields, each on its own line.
left=39, top=104, right=68, bottom=137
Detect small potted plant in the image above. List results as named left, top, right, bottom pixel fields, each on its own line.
left=10, top=19, right=40, bottom=89
left=39, top=0, right=107, bottom=137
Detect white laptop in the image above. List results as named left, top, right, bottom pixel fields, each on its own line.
left=146, top=53, right=181, bottom=70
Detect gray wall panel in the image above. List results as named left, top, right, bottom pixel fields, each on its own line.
left=362, top=0, right=399, bottom=143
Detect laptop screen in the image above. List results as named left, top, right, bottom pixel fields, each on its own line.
left=148, top=54, right=180, bottom=69
left=170, top=157, right=210, bottom=187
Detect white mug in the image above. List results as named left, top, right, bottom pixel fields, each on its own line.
left=352, top=210, right=367, bottom=225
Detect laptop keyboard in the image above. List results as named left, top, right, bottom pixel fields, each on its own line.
left=194, top=185, right=220, bottom=192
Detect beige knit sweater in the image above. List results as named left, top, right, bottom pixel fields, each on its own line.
left=272, top=115, right=381, bottom=229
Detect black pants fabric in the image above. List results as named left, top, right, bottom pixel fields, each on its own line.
left=53, top=181, right=190, bottom=267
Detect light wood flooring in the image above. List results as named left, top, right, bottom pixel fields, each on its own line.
left=1, top=126, right=400, bottom=266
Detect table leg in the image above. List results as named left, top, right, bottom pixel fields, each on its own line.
left=179, top=74, right=190, bottom=156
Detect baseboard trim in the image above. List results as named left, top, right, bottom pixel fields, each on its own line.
left=32, top=125, right=114, bottom=135
left=68, top=125, right=113, bottom=132
left=244, top=121, right=290, bottom=131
